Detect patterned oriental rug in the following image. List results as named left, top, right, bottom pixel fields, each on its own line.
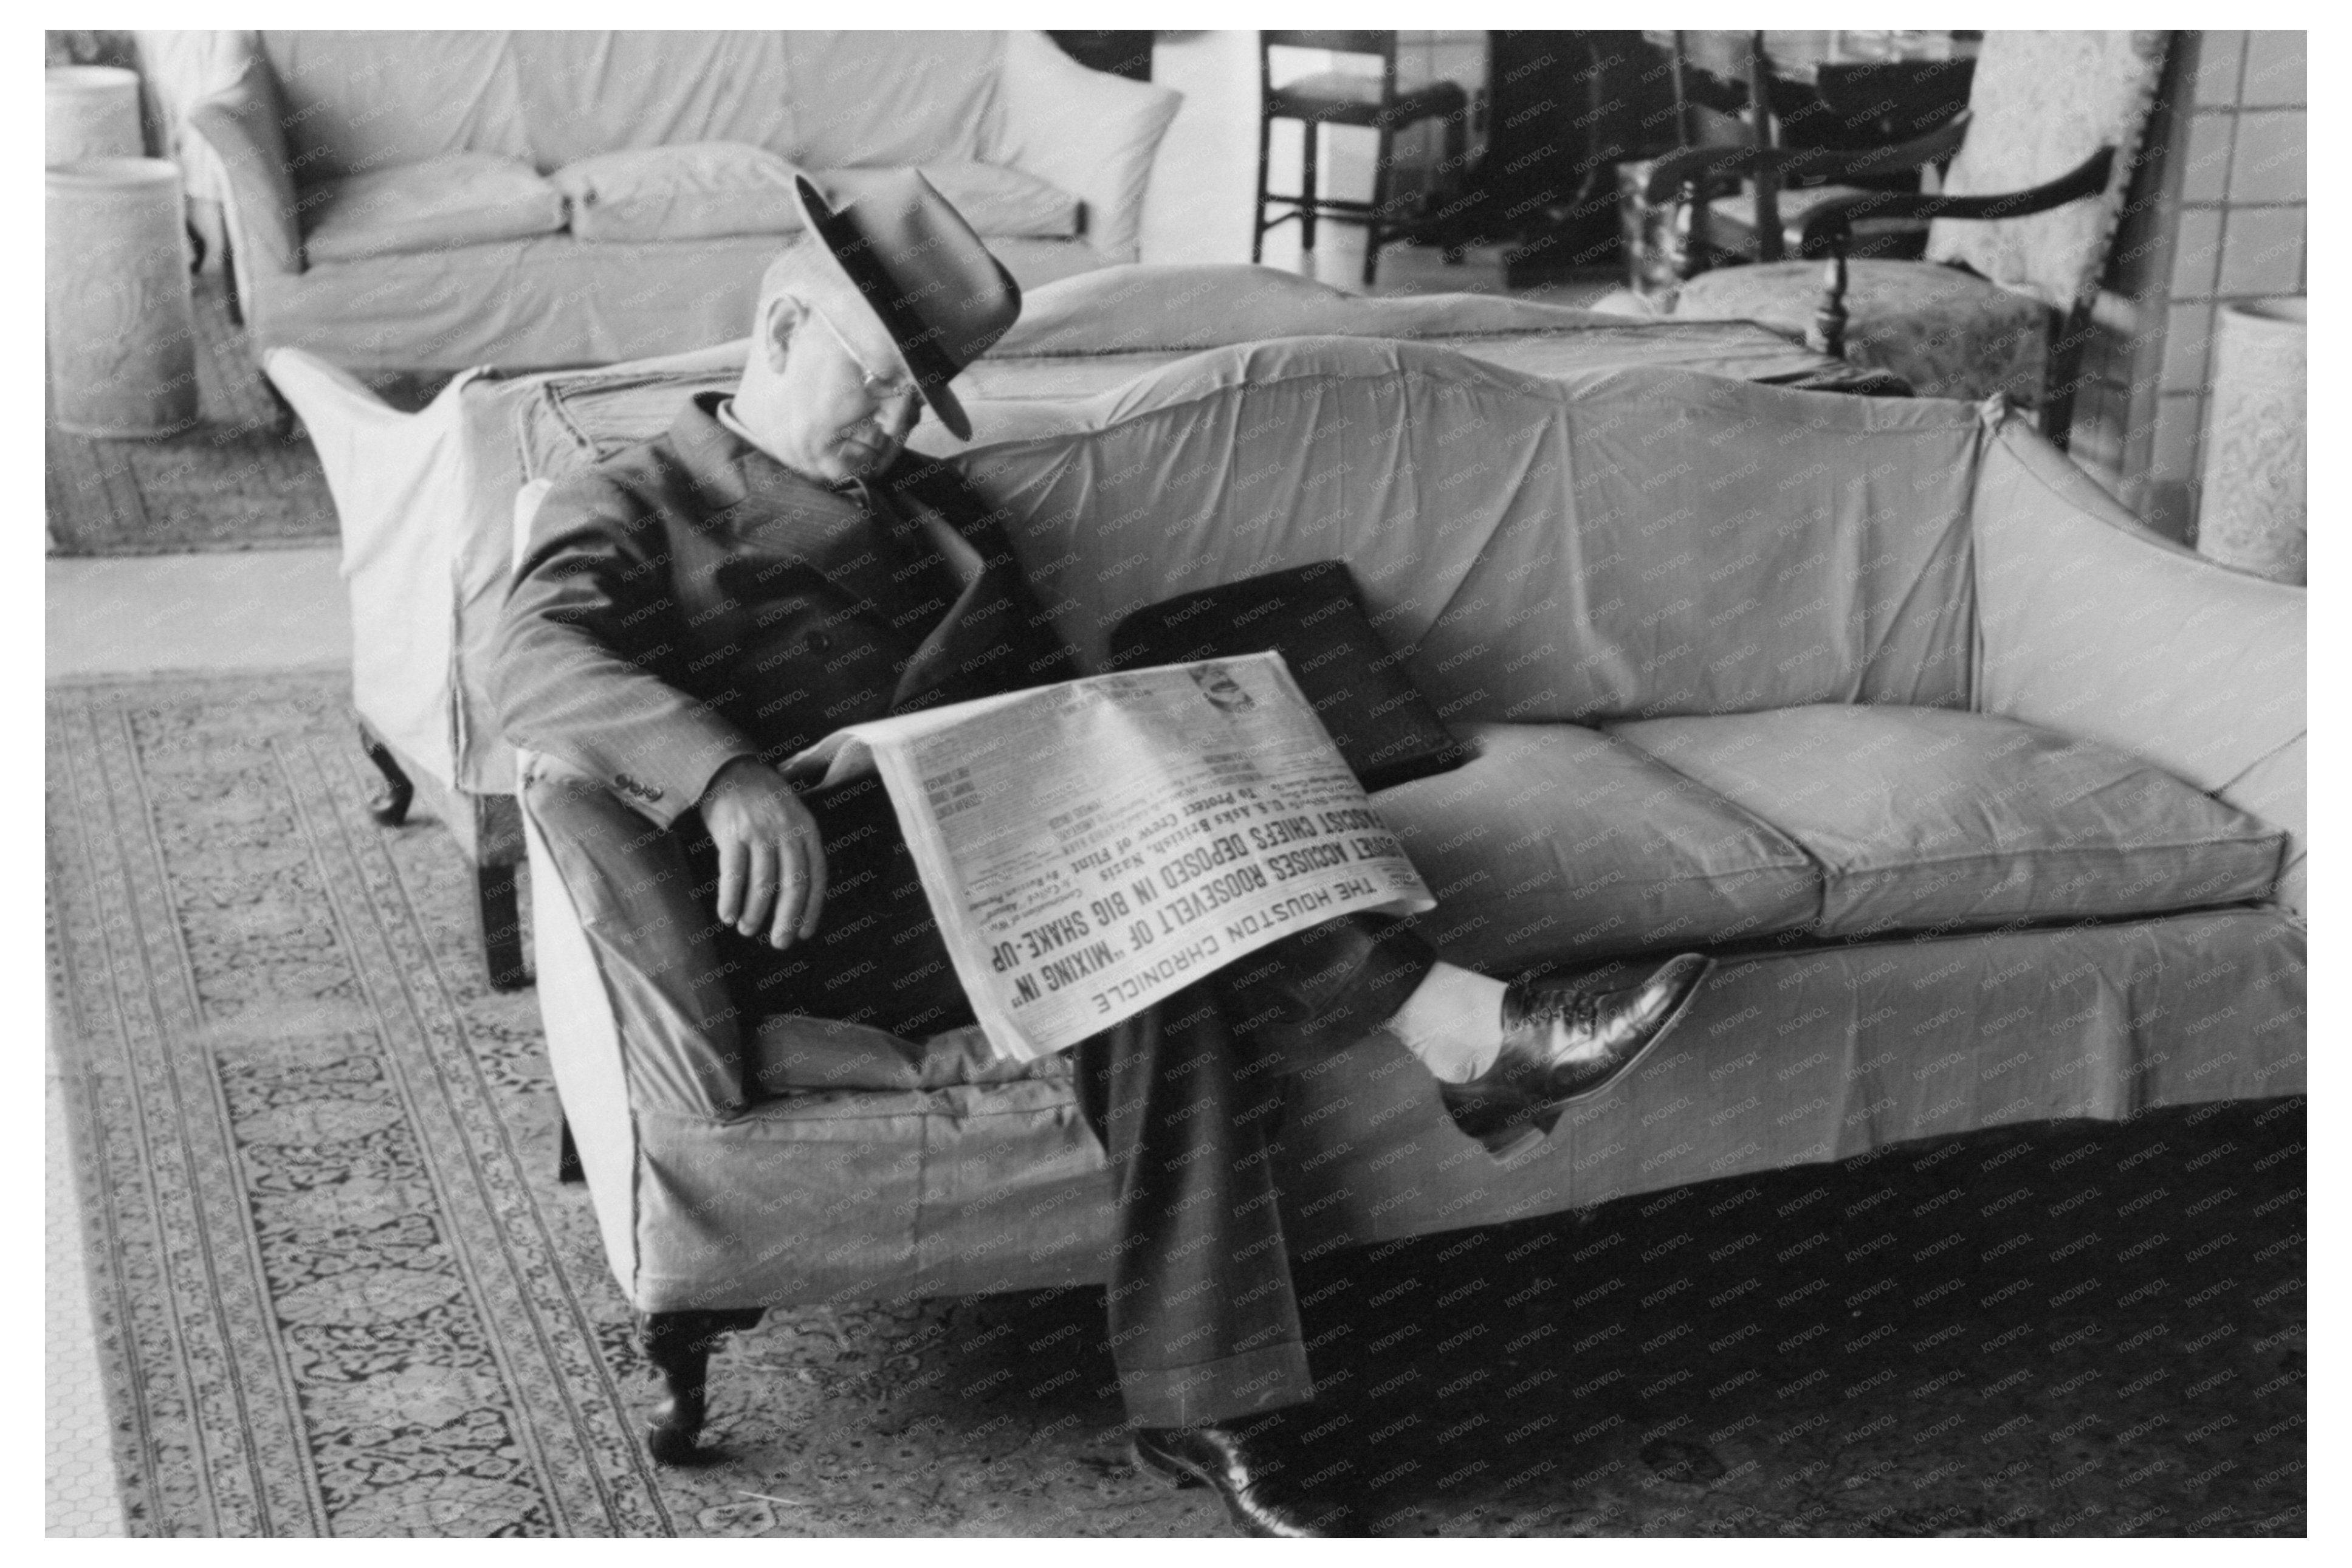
left=49, top=672, right=2306, bottom=1538
left=44, top=276, right=341, bottom=556
left=44, top=670, right=1171, bottom=1538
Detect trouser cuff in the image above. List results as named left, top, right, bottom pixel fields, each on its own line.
left=1118, top=1342, right=1313, bottom=1430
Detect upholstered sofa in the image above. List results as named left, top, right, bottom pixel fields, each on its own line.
left=266, top=263, right=1894, bottom=989
left=177, top=29, right=1181, bottom=373
left=507, top=339, right=2305, bottom=1458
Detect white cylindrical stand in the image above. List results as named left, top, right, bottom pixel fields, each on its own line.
left=2197, top=298, right=2306, bottom=586
left=46, top=157, right=200, bottom=439
left=46, top=65, right=143, bottom=165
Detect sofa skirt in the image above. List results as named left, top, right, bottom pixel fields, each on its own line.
left=619, top=905, right=2304, bottom=1312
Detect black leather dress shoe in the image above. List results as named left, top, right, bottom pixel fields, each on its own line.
left=1132, top=1423, right=1330, bottom=1537
left=1440, top=952, right=1711, bottom=1157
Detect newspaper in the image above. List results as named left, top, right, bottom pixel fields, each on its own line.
left=786, top=652, right=1435, bottom=1061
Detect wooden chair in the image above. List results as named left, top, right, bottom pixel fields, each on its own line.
left=1253, top=30, right=1468, bottom=287
left=1644, top=30, right=2173, bottom=445
left=1669, top=38, right=1979, bottom=275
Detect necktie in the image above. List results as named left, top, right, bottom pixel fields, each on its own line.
left=855, top=479, right=968, bottom=643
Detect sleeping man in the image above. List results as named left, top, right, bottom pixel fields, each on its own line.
left=492, top=171, right=1707, bottom=1536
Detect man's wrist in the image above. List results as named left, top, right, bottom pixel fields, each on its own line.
left=700, top=753, right=772, bottom=803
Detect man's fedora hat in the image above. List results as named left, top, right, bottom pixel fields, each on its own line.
left=788, top=171, right=1020, bottom=441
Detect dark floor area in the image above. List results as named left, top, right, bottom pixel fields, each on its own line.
left=684, top=1095, right=2303, bottom=1536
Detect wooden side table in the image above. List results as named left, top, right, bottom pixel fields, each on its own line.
left=47, top=158, right=200, bottom=438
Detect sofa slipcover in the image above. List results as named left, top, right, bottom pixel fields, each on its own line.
left=1375, top=721, right=1821, bottom=972
left=551, top=143, right=806, bottom=244
left=177, top=29, right=1184, bottom=372
left=1610, top=706, right=2286, bottom=937
left=506, top=341, right=2303, bottom=1312
left=264, top=267, right=1891, bottom=894
left=301, top=151, right=567, bottom=263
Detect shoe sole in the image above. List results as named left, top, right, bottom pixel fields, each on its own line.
left=1131, top=1437, right=1208, bottom=1491
left=1473, top=956, right=1714, bottom=1159
left=1137, top=1436, right=1317, bottom=1537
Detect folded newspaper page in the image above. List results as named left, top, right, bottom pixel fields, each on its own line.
left=787, top=652, right=1435, bottom=1061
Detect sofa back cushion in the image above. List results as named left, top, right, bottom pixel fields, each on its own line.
left=261, top=30, right=1004, bottom=184
left=955, top=339, right=1989, bottom=724
left=760, top=32, right=1005, bottom=171
left=260, top=32, right=535, bottom=179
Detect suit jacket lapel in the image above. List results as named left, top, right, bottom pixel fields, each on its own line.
left=669, top=394, right=908, bottom=613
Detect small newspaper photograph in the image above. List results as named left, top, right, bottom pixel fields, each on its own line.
left=787, top=652, right=1436, bottom=1061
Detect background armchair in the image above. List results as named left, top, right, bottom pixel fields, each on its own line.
left=1641, top=30, right=2172, bottom=441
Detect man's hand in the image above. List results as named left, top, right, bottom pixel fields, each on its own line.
left=698, top=757, right=827, bottom=949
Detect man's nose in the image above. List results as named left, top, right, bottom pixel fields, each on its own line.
left=876, top=389, right=921, bottom=436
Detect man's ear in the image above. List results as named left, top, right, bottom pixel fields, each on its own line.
left=758, top=294, right=808, bottom=373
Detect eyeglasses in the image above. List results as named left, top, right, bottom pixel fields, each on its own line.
left=814, top=306, right=921, bottom=409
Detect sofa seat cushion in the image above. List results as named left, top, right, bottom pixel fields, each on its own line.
left=817, top=162, right=1082, bottom=239
left=1607, top=705, right=2286, bottom=939
left=553, top=142, right=807, bottom=243
left=745, top=1014, right=1066, bottom=1096
left=1372, top=721, right=1821, bottom=971
left=301, top=152, right=566, bottom=263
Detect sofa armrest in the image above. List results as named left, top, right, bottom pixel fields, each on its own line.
left=521, top=754, right=751, bottom=1119
left=1970, top=420, right=2306, bottom=913
left=185, top=53, right=303, bottom=280
left=988, top=30, right=1183, bottom=264
left=509, top=475, right=747, bottom=1118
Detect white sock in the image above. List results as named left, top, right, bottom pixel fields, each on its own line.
left=1386, top=961, right=1508, bottom=1084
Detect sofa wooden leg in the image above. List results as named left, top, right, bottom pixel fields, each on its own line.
left=357, top=723, right=414, bottom=827
left=1810, top=244, right=1851, bottom=360
left=556, top=1112, right=583, bottom=1185
left=261, top=376, right=300, bottom=440
left=641, top=1308, right=765, bottom=1467
left=218, top=233, right=244, bottom=323
left=477, top=861, right=532, bottom=992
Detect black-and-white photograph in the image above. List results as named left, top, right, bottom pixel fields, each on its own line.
left=43, top=19, right=2309, bottom=1539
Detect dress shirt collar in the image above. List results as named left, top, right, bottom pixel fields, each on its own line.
left=669, top=391, right=868, bottom=520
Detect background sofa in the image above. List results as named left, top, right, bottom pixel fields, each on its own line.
left=177, top=29, right=1181, bottom=373
left=509, top=340, right=2304, bottom=1457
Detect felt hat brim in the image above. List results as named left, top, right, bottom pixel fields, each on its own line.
left=791, top=174, right=1020, bottom=442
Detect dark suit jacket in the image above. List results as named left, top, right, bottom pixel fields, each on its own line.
left=492, top=391, right=1078, bottom=829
